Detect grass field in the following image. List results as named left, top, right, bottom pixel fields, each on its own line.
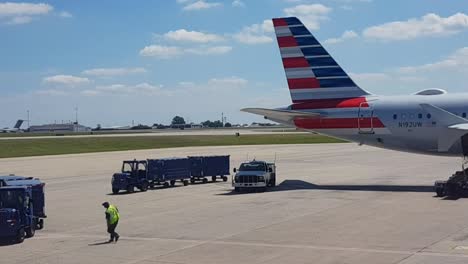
left=0, top=134, right=345, bottom=158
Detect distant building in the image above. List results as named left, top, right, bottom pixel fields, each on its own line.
left=29, top=123, right=91, bottom=133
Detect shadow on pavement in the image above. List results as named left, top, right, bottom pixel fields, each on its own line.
left=217, top=179, right=435, bottom=195
left=88, top=241, right=113, bottom=246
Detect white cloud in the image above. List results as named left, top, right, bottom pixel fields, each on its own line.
left=58, top=11, right=72, bottom=18
left=43, top=75, right=90, bottom=86
left=363, top=13, right=468, bottom=41
left=283, top=4, right=332, bottom=30
left=0, top=2, right=53, bottom=25
left=183, top=1, right=222, bottom=11
left=233, top=20, right=274, bottom=45
left=208, top=76, right=248, bottom=87
left=95, top=83, right=165, bottom=96
left=185, top=45, right=232, bottom=55
left=139, top=45, right=184, bottom=58
left=0, top=2, right=53, bottom=16
left=232, top=0, right=245, bottom=7
left=140, top=44, right=231, bottom=58
left=324, top=30, right=358, bottom=44
left=398, top=47, right=468, bottom=73
left=163, top=29, right=225, bottom=43
left=82, top=67, right=147, bottom=77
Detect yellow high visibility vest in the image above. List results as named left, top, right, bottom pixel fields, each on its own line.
left=106, top=205, right=120, bottom=225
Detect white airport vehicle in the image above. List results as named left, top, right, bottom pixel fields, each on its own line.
left=232, top=160, right=276, bottom=192
left=242, top=16, right=468, bottom=198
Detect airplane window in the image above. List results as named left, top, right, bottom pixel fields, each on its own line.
left=393, top=114, right=397, bottom=120
left=463, top=113, right=467, bottom=118
left=409, top=114, right=415, bottom=119
left=401, top=114, right=406, bottom=119
left=418, top=113, right=422, bottom=119
left=427, top=113, right=431, bottom=119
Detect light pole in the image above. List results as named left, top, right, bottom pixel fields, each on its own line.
left=75, top=107, right=78, bottom=124
left=27, top=110, right=30, bottom=129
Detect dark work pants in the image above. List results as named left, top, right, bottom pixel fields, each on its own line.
left=107, top=221, right=119, bottom=241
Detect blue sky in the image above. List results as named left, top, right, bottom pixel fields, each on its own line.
left=0, top=0, right=467, bottom=127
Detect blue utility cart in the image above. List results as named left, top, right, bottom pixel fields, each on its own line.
left=148, top=158, right=191, bottom=187
left=0, top=176, right=47, bottom=243
left=189, top=155, right=230, bottom=183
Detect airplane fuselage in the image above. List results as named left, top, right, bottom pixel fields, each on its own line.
left=287, top=93, right=468, bottom=157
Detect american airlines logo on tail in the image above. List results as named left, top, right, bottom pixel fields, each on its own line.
left=272, top=17, right=370, bottom=102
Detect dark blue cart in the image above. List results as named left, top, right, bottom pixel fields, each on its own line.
left=0, top=176, right=47, bottom=243
left=189, top=155, right=230, bottom=183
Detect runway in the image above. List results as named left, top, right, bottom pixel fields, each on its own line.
left=1, top=143, right=468, bottom=264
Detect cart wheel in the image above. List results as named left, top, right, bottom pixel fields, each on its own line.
left=183, top=180, right=189, bottom=186
left=112, top=188, right=119, bottom=194
left=140, top=181, right=148, bottom=192
left=25, top=222, right=35, bottom=238
left=16, top=228, right=25, bottom=243
left=190, top=178, right=195, bottom=184
left=163, top=182, right=169, bottom=188
left=36, top=219, right=44, bottom=230
left=202, top=178, right=208, bottom=184
left=212, top=176, right=217, bottom=182
left=149, top=183, right=155, bottom=189
left=170, top=180, right=176, bottom=186
left=435, top=187, right=445, bottom=197
left=222, top=176, right=228, bottom=182
left=127, top=185, right=134, bottom=193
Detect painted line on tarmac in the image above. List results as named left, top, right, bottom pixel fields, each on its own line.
left=34, top=233, right=468, bottom=259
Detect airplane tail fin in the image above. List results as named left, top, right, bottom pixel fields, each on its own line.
left=14, top=120, right=24, bottom=129
left=272, top=17, right=370, bottom=103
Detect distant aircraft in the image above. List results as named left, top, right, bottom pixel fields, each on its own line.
left=242, top=17, right=468, bottom=182
left=96, top=125, right=132, bottom=131
left=1, top=120, right=24, bottom=133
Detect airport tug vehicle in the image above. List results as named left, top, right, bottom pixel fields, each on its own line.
left=232, top=160, right=276, bottom=192
left=112, top=158, right=191, bottom=194
left=0, top=176, right=47, bottom=243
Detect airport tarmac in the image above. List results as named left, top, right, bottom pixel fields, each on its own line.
left=1, top=143, right=468, bottom=264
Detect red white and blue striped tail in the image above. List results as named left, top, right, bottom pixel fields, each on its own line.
left=273, top=17, right=370, bottom=103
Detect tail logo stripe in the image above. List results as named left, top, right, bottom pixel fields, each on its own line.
left=282, top=57, right=310, bottom=68
left=285, top=68, right=315, bottom=79
left=277, top=36, right=298, bottom=48
left=288, top=78, right=320, bottom=89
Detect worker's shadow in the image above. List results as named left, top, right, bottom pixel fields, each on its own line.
left=217, top=179, right=435, bottom=195
left=88, top=241, right=113, bottom=246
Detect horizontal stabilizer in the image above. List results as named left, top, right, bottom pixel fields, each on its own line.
left=420, top=104, right=468, bottom=151
left=241, top=108, right=321, bottom=123
left=420, top=103, right=467, bottom=126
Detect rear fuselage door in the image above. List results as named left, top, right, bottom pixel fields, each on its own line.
left=358, top=102, right=374, bottom=134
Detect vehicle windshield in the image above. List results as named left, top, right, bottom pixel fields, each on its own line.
left=239, top=162, right=266, bottom=172
left=0, top=190, right=23, bottom=209
left=122, top=162, right=135, bottom=173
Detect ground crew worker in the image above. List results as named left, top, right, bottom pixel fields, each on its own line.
left=102, top=202, right=120, bottom=243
